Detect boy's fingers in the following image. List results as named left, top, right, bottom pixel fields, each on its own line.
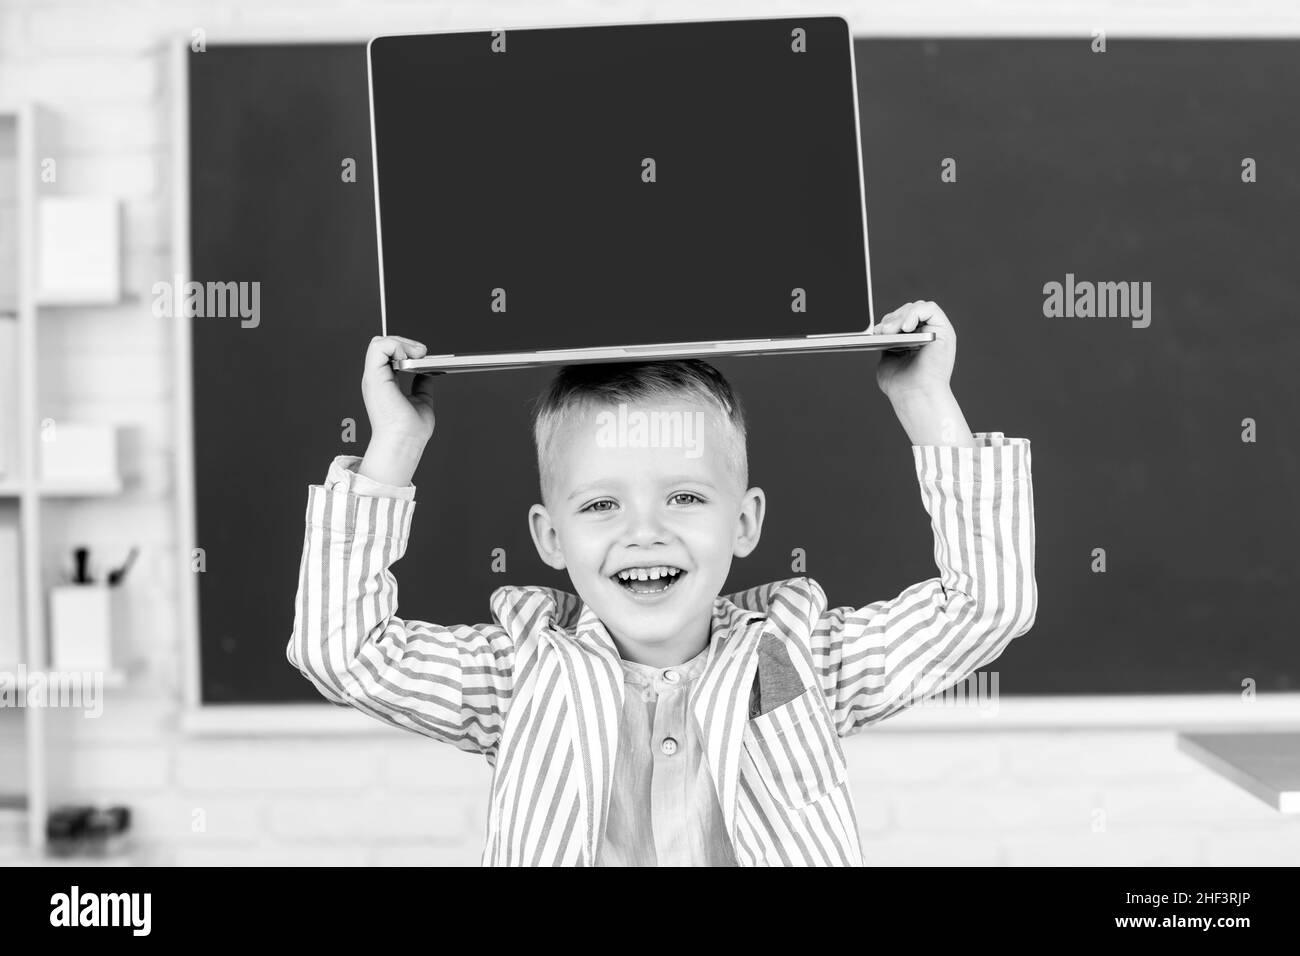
left=914, top=301, right=951, bottom=330
left=390, top=335, right=429, bottom=355
left=390, top=337, right=430, bottom=365
left=877, top=301, right=951, bottom=335
left=366, top=335, right=397, bottom=370
left=903, top=300, right=925, bottom=331
left=875, top=302, right=922, bottom=334
left=411, top=372, right=437, bottom=401
left=873, top=307, right=901, bottom=332
left=366, top=335, right=429, bottom=375
left=365, top=337, right=407, bottom=383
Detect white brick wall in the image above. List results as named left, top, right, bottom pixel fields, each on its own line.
left=3, top=0, right=1299, bottom=866
left=31, top=719, right=1300, bottom=866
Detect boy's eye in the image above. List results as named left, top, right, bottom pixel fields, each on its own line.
left=580, top=493, right=703, bottom=513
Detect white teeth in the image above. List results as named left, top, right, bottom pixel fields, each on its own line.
left=615, top=566, right=683, bottom=581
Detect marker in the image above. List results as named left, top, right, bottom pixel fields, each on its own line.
left=108, top=547, right=139, bottom=587
left=72, top=547, right=92, bottom=584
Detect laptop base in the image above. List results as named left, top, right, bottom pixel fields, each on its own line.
left=393, top=331, right=935, bottom=374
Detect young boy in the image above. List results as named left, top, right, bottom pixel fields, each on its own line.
left=287, top=300, right=1036, bottom=867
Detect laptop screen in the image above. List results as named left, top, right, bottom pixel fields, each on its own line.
left=368, top=17, right=872, bottom=354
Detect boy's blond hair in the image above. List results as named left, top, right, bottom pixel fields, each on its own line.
left=530, top=359, right=749, bottom=507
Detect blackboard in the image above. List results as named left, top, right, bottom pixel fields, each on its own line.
left=188, top=38, right=1300, bottom=705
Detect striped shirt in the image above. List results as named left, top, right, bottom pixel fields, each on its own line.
left=287, top=432, right=1036, bottom=866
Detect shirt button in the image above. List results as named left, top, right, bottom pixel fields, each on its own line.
left=660, top=736, right=678, bottom=756
left=662, top=669, right=679, bottom=684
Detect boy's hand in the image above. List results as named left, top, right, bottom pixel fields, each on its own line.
left=870, top=300, right=957, bottom=400
left=362, top=335, right=436, bottom=443
left=870, top=302, right=973, bottom=446
left=358, top=336, right=435, bottom=487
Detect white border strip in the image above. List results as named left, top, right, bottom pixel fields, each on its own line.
left=153, top=6, right=1300, bottom=45
left=171, top=35, right=201, bottom=713
left=179, top=694, right=1300, bottom=737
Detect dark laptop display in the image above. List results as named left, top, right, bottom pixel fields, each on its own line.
left=368, top=16, right=875, bottom=355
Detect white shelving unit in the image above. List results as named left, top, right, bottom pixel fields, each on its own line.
left=0, top=100, right=127, bottom=861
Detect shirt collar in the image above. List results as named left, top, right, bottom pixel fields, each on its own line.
left=618, top=641, right=711, bottom=686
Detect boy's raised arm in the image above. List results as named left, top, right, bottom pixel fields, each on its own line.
left=285, top=336, right=515, bottom=758
left=813, top=302, right=1037, bottom=736
left=814, top=431, right=1036, bottom=735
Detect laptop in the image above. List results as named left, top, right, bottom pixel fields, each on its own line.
left=367, top=16, right=932, bottom=373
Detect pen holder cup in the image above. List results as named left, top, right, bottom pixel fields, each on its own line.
left=48, top=584, right=128, bottom=673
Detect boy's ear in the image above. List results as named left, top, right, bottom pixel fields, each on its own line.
left=528, top=503, right=567, bottom=570
left=732, top=486, right=766, bottom=559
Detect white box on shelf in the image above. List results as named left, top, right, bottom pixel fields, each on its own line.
left=0, top=316, right=17, bottom=482
left=35, top=196, right=121, bottom=306
left=0, top=520, right=20, bottom=667
left=39, top=423, right=118, bottom=486
left=48, top=584, right=127, bottom=672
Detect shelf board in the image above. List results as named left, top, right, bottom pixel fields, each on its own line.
left=0, top=479, right=123, bottom=498
left=0, top=667, right=128, bottom=688
left=34, top=294, right=124, bottom=308
left=0, top=846, right=137, bottom=867
left=39, top=478, right=124, bottom=497
left=33, top=669, right=124, bottom=687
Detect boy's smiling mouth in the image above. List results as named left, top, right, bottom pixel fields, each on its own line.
left=609, top=564, right=687, bottom=597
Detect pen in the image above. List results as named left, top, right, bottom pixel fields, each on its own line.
left=108, top=547, right=139, bottom=587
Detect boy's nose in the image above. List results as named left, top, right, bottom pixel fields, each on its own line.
left=622, top=506, right=669, bottom=545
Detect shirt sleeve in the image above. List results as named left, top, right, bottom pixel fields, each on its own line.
left=336, top=455, right=416, bottom=501
left=285, top=455, right=514, bottom=759
left=814, top=432, right=1037, bottom=737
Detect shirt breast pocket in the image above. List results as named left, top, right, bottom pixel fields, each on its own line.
left=742, top=686, right=848, bottom=809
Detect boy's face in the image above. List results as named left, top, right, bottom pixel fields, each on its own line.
left=527, top=398, right=765, bottom=664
